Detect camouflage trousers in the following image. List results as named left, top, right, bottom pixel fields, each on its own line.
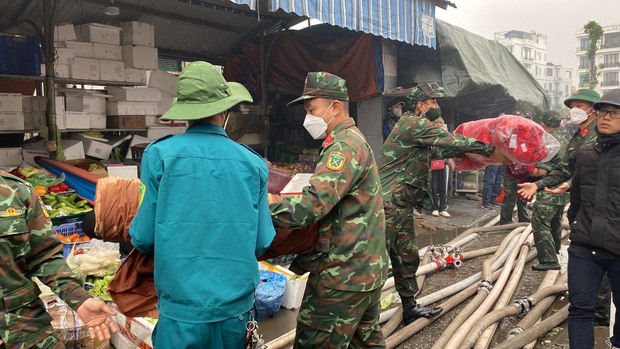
left=531, top=201, right=565, bottom=265
left=0, top=332, right=63, bottom=349
left=295, top=275, right=385, bottom=349
left=384, top=202, right=419, bottom=298
left=500, top=176, right=530, bottom=224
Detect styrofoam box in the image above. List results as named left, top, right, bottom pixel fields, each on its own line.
left=125, top=135, right=152, bottom=159
left=0, top=93, right=23, bottom=111
left=259, top=261, right=309, bottom=309
left=0, top=112, right=25, bottom=130
left=54, top=24, right=76, bottom=42
left=93, top=43, right=122, bottom=61
left=125, top=68, right=148, bottom=85
left=147, top=70, right=177, bottom=96
left=40, top=63, right=70, bottom=78
left=107, top=164, right=138, bottom=178
left=146, top=125, right=186, bottom=139
left=65, top=111, right=90, bottom=129
left=107, top=101, right=158, bottom=116
left=122, top=45, right=158, bottom=70
left=68, top=58, right=99, bottom=80
left=89, top=112, right=107, bottom=129
left=71, top=133, right=112, bottom=160
left=145, top=115, right=157, bottom=126
left=28, top=96, right=66, bottom=129
left=120, top=21, right=155, bottom=47
left=22, top=139, right=84, bottom=162
left=0, top=148, right=22, bottom=166
left=107, top=87, right=161, bottom=102
left=157, top=92, right=174, bottom=116
left=99, top=60, right=125, bottom=82
left=56, top=47, right=76, bottom=65
left=75, top=23, right=121, bottom=45
left=65, top=94, right=106, bottom=113
left=58, top=41, right=94, bottom=59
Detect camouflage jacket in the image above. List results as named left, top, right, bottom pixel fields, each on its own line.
left=535, top=121, right=598, bottom=190
left=270, top=118, right=388, bottom=292
left=0, top=172, right=91, bottom=348
left=535, top=126, right=574, bottom=205
left=378, top=112, right=495, bottom=205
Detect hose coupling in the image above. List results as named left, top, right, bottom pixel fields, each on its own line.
left=508, top=327, right=523, bottom=336
left=479, top=279, right=493, bottom=293
left=512, top=296, right=535, bottom=315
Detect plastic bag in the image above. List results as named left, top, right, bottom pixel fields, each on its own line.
left=69, top=239, right=121, bottom=277
left=255, top=270, right=287, bottom=319
left=505, top=163, right=536, bottom=182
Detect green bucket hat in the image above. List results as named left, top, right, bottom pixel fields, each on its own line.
left=288, top=72, right=349, bottom=106
left=406, top=82, right=445, bottom=110
left=542, top=110, right=563, bottom=128
left=563, top=88, right=600, bottom=108
left=161, top=61, right=253, bottom=121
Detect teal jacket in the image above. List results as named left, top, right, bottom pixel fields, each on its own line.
left=130, top=123, right=275, bottom=323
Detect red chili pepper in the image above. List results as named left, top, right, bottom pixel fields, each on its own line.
left=49, top=185, right=62, bottom=193
left=58, top=182, right=69, bottom=191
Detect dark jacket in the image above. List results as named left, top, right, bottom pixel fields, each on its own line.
left=568, top=132, right=620, bottom=258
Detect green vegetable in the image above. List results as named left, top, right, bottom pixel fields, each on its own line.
left=89, top=274, right=114, bottom=302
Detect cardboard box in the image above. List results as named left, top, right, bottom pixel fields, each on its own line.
left=55, top=47, right=76, bottom=65
left=75, top=23, right=121, bottom=45
left=157, top=92, right=174, bottom=116
left=107, top=101, right=158, bottom=116
left=0, top=111, right=25, bottom=130
left=99, top=59, right=125, bottom=81
left=107, top=164, right=138, bottom=178
left=146, top=125, right=186, bottom=139
left=59, top=41, right=94, bottom=59
left=89, top=112, right=107, bottom=129
left=0, top=93, right=23, bottom=111
left=65, top=94, right=106, bottom=113
left=109, top=303, right=155, bottom=349
left=120, top=21, right=155, bottom=47
left=65, top=111, right=90, bottom=129
left=259, top=261, right=309, bottom=309
left=107, top=114, right=146, bottom=129
left=93, top=43, right=122, bottom=61
left=147, top=70, right=177, bottom=96
left=106, top=87, right=161, bottom=102
left=68, top=58, right=99, bottom=80
left=125, top=68, right=148, bottom=85
left=71, top=133, right=112, bottom=160
left=48, top=302, right=110, bottom=349
left=0, top=147, right=22, bottom=166
left=122, top=45, right=157, bottom=70
left=54, top=24, right=76, bottom=42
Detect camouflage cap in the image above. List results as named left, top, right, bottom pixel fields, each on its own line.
left=542, top=110, right=563, bottom=128
left=406, top=82, right=445, bottom=109
left=288, top=72, right=349, bottom=106
left=563, top=88, right=600, bottom=108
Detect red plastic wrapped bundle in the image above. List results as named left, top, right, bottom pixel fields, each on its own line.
left=505, top=163, right=536, bottom=182
left=453, top=115, right=560, bottom=171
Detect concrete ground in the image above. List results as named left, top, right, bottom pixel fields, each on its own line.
left=259, top=194, right=613, bottom=348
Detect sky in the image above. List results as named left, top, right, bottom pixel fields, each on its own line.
left=435, top=0, right=620, bottom=71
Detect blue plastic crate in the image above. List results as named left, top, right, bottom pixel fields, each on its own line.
left=52, top=221, right=87, bottom=258
left=0, top=34, right=41, bottom=76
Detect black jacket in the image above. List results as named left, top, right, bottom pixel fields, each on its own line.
left=568, top=132, right=620, bottom=258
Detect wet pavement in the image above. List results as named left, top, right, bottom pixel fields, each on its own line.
left=259, top=194, right=612, bottom=348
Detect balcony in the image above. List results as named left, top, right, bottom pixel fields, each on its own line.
left=603, top=62, right=620, bottom=68
left=601, top=42, right=620, bottom=49
left=578, top=64, right=589, bottom=69
left=601, top=80, right=619, bottom=87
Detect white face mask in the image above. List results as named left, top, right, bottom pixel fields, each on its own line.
left=303, top=102, right=334, bottom=139
left=392, top=108, right=403, bottom=117
left=567, top=107, right=591, bottom=125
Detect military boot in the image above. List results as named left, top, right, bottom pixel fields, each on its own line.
left=401, top=297, right=442, bottom=325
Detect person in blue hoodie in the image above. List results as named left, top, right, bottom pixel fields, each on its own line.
left=130, top=61, right=275, bottom=349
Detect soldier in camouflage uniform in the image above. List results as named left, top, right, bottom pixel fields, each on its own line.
left=0, top=172, right=117, bottom=349
left=270, top=72, right=388, bottom=348
left=378, top=82, right=497, bottom=325
left=499, top=174, right=530, bottom=224
left=530, top=110, right=573, bottom=271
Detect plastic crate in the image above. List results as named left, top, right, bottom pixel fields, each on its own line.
left=52, top=222, right=88, bottom=258
left=51, top=212, right=86, bottom=227
left=131, top=143, right=149, bottom=162
left=0, top=34, right=41, bottom=76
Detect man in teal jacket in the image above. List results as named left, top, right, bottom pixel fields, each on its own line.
left=130, top=61, right=275, bottom=349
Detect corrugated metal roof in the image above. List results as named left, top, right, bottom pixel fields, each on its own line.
left=0, top=0, right=300, bottom=63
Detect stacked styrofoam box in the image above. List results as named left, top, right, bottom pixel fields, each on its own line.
left=145, top=70, right=177, bottom=126
left=64, top=92, right=107, bottom=129
left=0, top=93, right=24, bottom=131
left=71, top=133, right=113, bottom=160
left=121, top=21, right=157, bottom=71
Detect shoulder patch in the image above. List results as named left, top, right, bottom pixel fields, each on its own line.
left=326, top=150, right=347, bottom=171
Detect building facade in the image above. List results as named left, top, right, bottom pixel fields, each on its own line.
left=495, top=30, right=572, bottom=111
left=576, top=24, right=620, bottom=94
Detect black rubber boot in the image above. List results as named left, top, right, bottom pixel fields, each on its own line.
left=401, top=297, right=442, bottom=325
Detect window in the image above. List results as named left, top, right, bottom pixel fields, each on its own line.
left=603, top=72, right=619, bottom=87
left=580, top=38, right=590, bottom=51
left=546, top=68, right=553, bottom=77
left=579, top=56, right=589, bottom=69
left=604, top=53, right=619, bottom=67
left=522, top=47, right=532, bottom=60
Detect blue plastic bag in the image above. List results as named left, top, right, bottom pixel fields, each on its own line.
left=255, top=270, right=287, bottom=319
